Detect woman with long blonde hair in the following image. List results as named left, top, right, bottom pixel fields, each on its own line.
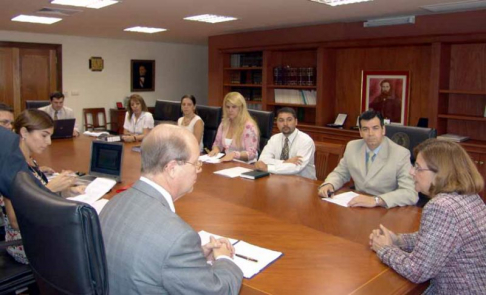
left=209, top=92, right=259, bottom=162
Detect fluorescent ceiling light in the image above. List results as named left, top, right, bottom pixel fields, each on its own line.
left=364, top=15, right=415, bottom=27
left=124, top=26, right=167, bottom=34
left=421, top=0, right=486, bottom=13
left=184, top=14, right=237, bottom=24
left=310, top=0, right=373, bottom=6
left=12, top=14, right=62, bottom=24
left=51, top=0, right=119, bottom=9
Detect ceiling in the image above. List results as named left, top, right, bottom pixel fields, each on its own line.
left=0, top=0, right=484, bottom=45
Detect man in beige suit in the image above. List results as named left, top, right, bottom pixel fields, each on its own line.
left=318, top=110, right=417, bottom=208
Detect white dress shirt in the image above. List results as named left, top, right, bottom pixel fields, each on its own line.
left=123, top=111, right=154, bottom=134
left=259, top=128, right=316, bottom=180
left=38, top=104, right=79, bottom=132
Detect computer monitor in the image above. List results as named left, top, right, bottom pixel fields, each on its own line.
left=88, top=141, right=124, bottom=182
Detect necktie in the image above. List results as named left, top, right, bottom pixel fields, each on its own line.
left=366, top=151, right=375, bottom=173
left=54, top=111, right=59, bottom=120
left=280, top=138, right=289, bottom=160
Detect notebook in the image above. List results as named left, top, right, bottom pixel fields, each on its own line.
left=240, top=170, right=270, bottom=180
left=51, top=119, right=75, bottom=139
left=76, top=141, right=124, bottom=185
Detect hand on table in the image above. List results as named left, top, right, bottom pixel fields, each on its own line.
left=255, top=161, right=268, bottom=171
left=46, top=172, right=76, bottom=192
left=369, top=224, right=396, bottom=252
left=347, top=194, right=377, bottom=207
left=122, top=135, right=136, bottom=143
left=203, top=236, right=235, bottom=261
left=318, top=184, right=334, bottom=198
left=220, top=152, right=236, bottom=162
left=208, top=148, right=220, bottom=157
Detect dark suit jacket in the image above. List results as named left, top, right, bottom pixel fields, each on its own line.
left=0, top=128, right=30, bottom=199
left=100, top=180, right=243, bottom=294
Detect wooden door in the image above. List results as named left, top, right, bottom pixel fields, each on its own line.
left=0, top=43, right=61, bottom=116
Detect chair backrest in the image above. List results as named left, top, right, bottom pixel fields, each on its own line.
left=0, top=245, right=36, bottom=294
left=25, top=100, right=50, bottom=109
left=314, top=141, right=345, bottom=181
left=153, top=100, right=181, bottom=125
left=197, top=105, right=222, bottom=150
left=385, top=125, right=437, bottom=162
left=248, top=109, right=274, bottom=152
left=11, top=171, right=108, bottom=294
left=83, top=108, right=108, bottom=131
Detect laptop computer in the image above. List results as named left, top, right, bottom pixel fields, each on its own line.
left=51, top=119, right=75, bottom=139
left=76, top=141, right=124, bottom=185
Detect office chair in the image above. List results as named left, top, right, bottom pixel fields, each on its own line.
left=25, top=100, right=50, bottom=109
left=314, top=141, right=345, bottom=181
left=0, top=239, right=37, bottom=294
left=11, top=171, right=108, bottom=294
left=153, top=100, right=181, bottom=125
left=385, top=125, right=437, bottom=163
left=83, top=108, right=112, bottom=132
left=197, top=105, right=222, bottom=150
left=248, top=109, right=274, bottom=152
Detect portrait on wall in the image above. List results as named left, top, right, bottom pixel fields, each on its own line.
left=361, top=71, right=410, bottom=125
left=131, top=60, right=155, bottom=92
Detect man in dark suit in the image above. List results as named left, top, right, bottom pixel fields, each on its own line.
left=133, top=64, right=153, bottom=90
left=100, top=124, right=243, bottom=294
left=369, top=80, right=402, bottom=123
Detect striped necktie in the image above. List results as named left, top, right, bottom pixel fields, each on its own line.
left=280, top=137, right=289, bottom=160
left=54, top=111, right=59, bottom=120
left=366, top=151, right=375, bottom=173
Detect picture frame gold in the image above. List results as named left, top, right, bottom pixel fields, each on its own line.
left=89, top=57, right=104, bottom=71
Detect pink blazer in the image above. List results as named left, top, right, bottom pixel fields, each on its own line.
left=213, top=120, right=259, bottom=160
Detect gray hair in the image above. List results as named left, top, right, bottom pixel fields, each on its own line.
left=141, top=124, right=191, bottom=175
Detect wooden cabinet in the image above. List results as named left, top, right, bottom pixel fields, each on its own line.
left=462, top=142, right=486, bottom=201
left=109, top=108, right=126, bottom=135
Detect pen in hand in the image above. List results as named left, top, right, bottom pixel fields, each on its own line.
left=321, top=191, right=334, bottom=200
left=204, top=148, right=211, bottom=155
left=235, top=253, right=258, bottom=263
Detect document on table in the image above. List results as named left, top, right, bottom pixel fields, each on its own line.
left=83, top=131, right=109, bottom=137
left=322, top=191, right=359, bottom=207
left=199, top=153, right=224, bottom=163
left=198, top=231, right=283, bottom=279
left=214, top=167, right=252, bottom=178
left=68, top=177, right=115, bottom=213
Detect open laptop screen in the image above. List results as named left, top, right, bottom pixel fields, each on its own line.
left=89, top=141, right=124, bottom=182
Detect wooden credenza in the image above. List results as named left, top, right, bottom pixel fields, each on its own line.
left=109, top=107, right=155, bottom=135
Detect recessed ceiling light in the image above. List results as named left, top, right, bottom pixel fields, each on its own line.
left=310, top=0, right=373, bottom=6
left=50, top=0, right=119, bottom=9
left=124, top=26, right=167, bottom=34
left=421, top=0, right=486, bottom=13
left=183, top=14, right=237, bottom=24
left=12, top=14, right=62, bottom=24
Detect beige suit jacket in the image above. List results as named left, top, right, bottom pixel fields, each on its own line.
left=324, top=137, right=418, bottom=208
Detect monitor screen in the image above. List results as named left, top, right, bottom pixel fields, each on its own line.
left=90, top=141, right=123, bottom=179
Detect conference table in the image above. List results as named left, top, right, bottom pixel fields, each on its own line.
left=37, top=136, right=427, bottom=295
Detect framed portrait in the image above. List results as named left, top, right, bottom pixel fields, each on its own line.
left=361, top=70, right=410, bottom=125
left=131, top=60, right=155, bottom=92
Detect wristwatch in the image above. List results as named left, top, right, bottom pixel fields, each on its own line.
left=374, top=196, right=380, bottom=206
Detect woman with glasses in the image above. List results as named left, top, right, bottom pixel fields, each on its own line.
left=208, top=92, right=259, bottom=162
left=369, top=139, right=485, bottom=294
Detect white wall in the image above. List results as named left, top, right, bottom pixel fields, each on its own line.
left=0, top=30, right=208, bottom=128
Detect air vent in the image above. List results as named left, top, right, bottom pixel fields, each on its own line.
left=36, top=7, right=82, bottom=16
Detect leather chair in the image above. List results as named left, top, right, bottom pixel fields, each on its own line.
left=25, top=100, right=50, bottom=109
left=197, top=105, right=222, bottom=150
left=153, top=100, right=181, bottom=125
left=11, top=171, right=108, bottom=294
left=248, top=109, right=274, bottom=152
left=83, top=108, right=112, bottom=132
left=385, top=125, right=437, bottom=163
left=314, top=141, right=345, bottom=181
left=0, top=240, right=36, bottom=294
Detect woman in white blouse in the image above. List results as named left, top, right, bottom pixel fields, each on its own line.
left=177, top=95, right=204, bottom=151
left=122, top=94, right=154, bottom=142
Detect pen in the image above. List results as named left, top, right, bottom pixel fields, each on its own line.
left=235, top=253, right=259, bottom=263
left=320, top=191, right=334, bottom=200
left=204, top=148, right=211, bottom=154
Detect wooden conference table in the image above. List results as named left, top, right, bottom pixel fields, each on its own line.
left=37, top=136, right=427, bottom=295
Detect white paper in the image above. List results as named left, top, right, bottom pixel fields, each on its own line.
left=91, top=199, right=109, bottom=214
left=234, top=241, right=283, bottom=279
left=198, top=231, right=239, bottom=246
left=83, top=131, right=109, bottom=137
left=199, top=153, right=224, bottom=164
left=214, top=167, right=252, bottom=178
left=68, top=177, right=116, bottom=205
left=322, top=191, right=359, bottom=207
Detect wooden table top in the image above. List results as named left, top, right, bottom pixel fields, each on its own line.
left=36, top=136, right=427, bottom=295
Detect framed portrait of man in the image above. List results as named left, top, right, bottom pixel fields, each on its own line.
left=361, top=71, right=410, bottom=125
left=131, top=60, right=155, bottom=92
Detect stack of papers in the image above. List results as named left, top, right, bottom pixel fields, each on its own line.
left=322, top=191, right=359, bottom=207
left=437, top=133, right=469, bottom=142
left=214, top=167, right=252, bottom=178
left=68, top=177, right=116, bottom=214
left=199, top=153, right=224, bottom=164
left=198, top=231, right=283, bottom=279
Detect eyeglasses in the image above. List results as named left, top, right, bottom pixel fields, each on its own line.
left=412, top=163, right=435, bottom=173
left=179, top=160, right=203, bottom=172
left=0, top=119, right=12, bottom=126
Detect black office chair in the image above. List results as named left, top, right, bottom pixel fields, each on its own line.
left=197, top=105, right=222, bottom=150
left=11, top=171, right=108, bottom=294
left=0, top=240, right=37, bottom=294
left=25, top=100, right=50, bottom=109
left=153, top=100, right=181, bottom=125
left=385, top=125, right=437, bottom=163
left=248, top=109, right=274, bottom=152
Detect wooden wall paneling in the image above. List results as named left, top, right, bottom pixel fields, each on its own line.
left=0, top=47, right=14, bottom=109
left=12, top=48, right=20, bottom=116
left=449, top=43, right=486, bottom=91
left=49, top=49, right=57, bottom=93
left=429, top=42, right=450, bottom=133
left=318, top=47, right=335, bottom=126
left=19, top=48, right=52, bottom=108
left=261, top=50, right=270, bottom=110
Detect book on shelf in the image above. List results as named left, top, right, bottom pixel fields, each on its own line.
left=274, top=89, right=316, bottom=105
left=437, top=134, right=470, bottom=142
left=240, top=170, right=270, bottom=180
left=198, top=230, right=283, bottom=279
